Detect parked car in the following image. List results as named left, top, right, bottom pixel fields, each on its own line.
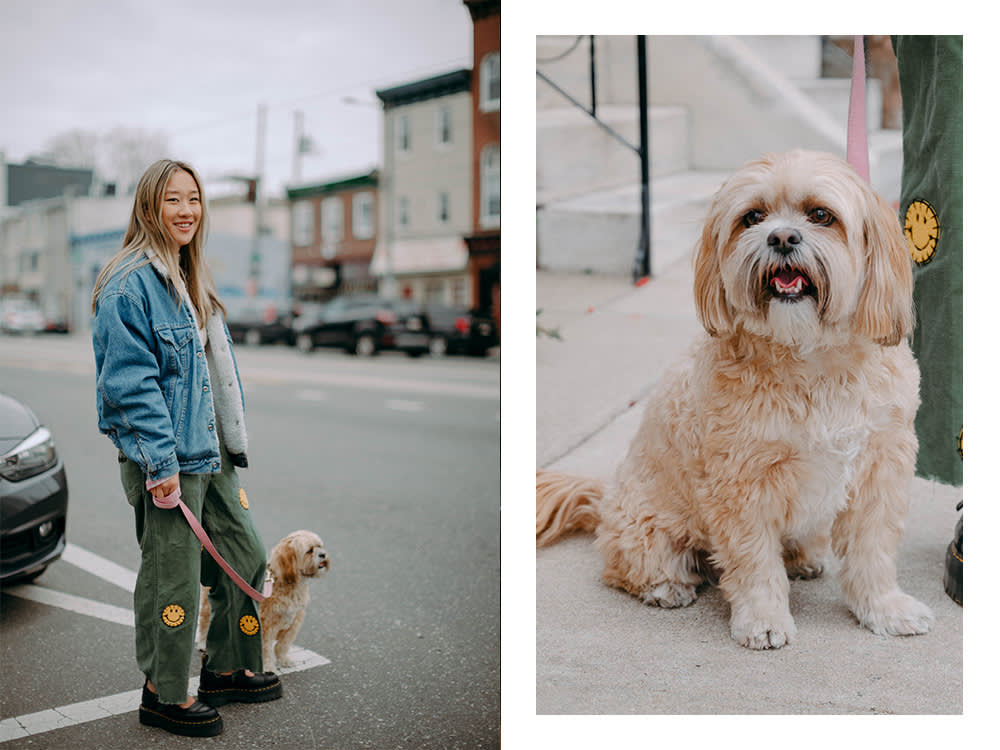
left=226, top=299, right=296, bottom=346
left=0, top=297, right=46, bottom=335
left=293, top=295, right=430, bottom=357
left=423, top=304, right=499, bottom=357
left=0, top=392, right=69, bottom=584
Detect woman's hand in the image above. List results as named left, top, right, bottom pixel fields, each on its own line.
left=150, top=473, right=180, bottom=499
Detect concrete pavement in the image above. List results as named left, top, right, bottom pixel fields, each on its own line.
left=535, top=261, right=963, bottom=717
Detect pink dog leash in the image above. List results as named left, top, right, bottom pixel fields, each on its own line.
left=846, top=34, right=870, bottom=182
left=153, top=487, right=272, bottom=601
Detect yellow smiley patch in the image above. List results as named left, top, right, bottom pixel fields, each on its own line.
left=162, top=604, right=185, bottom=628
left=239, top=488, right=250, bottom=510
left=904, top=199, right=940, bottom=264
left=239, top=615, right=260, bottom=636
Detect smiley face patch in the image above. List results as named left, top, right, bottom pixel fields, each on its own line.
left=162, top=604, right=186, bottom=627
left=239, top=488, right=250, bottom=510
left=239, top=615, right=260, bottom=636
left=904, top=199, right=940, bottom=264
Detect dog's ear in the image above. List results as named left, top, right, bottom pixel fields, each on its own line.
left=853, top=193, right=915, bottom=346
left=693, top=207, right=733, bottom=337
left=270, top=539, right=300, bottom=585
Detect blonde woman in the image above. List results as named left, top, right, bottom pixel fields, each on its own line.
left=92, top=160, right=280, bottom=737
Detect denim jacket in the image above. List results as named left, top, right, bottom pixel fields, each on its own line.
left=93, top=255, right=248, bottom=481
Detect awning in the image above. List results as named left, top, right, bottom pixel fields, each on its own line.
left=370, top=236, right=469, bottom=276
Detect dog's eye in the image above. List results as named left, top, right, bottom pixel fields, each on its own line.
left=743, top=209, right=766, bottom=227
left=808, top=207, right=835, bottom=226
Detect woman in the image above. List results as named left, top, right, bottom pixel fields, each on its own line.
left=92, top=159, right=281, bottom=737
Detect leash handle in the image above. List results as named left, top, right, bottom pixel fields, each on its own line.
left=153, top=488, right=272, bottom=602
left=846, top=34, right=870, bottom=182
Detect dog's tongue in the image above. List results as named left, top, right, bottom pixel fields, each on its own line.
left=771, top=270, right=807, bottom=293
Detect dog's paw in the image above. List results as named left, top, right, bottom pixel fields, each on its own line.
left=855, top=591, right=934, bottom=636
left=730, top=611, right=797, bottom=650
left=640, top=581, right=697, bottom=608
left=786, top=560, right=824, bottom=580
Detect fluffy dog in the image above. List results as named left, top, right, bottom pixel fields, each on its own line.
left=197, top=530, right=330, bottom=670
left=537, top=150, right=933, bottom=650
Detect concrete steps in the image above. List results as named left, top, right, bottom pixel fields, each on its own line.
left=535, top=35, right=903, bottom=276
left=537, top=169, right=730, bottom=275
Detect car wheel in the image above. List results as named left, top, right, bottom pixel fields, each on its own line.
left=354, top=333, right=376, bottom=357
left=244, top=328, right=262, bottom=346
left=428, top=335, right=448, bottom=358
left=296, top=333, right=315, bottom=353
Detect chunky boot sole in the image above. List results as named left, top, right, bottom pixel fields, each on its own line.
left=198, top=678, right=283, bottom=707
left=139, top=704, right=223, bottom=737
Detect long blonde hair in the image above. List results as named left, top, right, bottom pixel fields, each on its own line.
left=92, top=159, right=223, bottom=326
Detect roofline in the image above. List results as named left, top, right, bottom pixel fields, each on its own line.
left=286, top=168, right=379, bottom=199
left=375, top=68, right=471, bottom=108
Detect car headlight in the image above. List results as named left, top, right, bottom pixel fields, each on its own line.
left=0, top=427, right=58, bottom=481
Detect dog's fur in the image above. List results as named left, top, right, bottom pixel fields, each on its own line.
left=537, top=150, right=933, bottom=650
left=197, top=530, right=330, bottom=670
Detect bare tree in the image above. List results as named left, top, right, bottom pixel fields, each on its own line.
left=32, top=127, right=170, bottom=194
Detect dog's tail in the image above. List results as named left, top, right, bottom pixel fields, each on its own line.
left=536, top=470, right=603, bottom=547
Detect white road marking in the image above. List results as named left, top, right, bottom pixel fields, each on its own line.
left=0, top=646, right=330, bottom=742
left=386, top=399, right=424, bottom=412
left=61, top=543, right=136, bottom=592
left=296, top=388, right=329, bottom=401
left=0, top=545, right=331, bottom=742
left=3, top=585, right=134, bottom=627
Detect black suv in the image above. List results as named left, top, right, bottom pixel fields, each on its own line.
left=424, top=304, right=499, bottom=357
left=292, top=295, right=430, bottom=357
left=226, top=299, right=296, bottom=346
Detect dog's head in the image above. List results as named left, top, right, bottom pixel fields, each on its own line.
left=268, top=530, right=331, bottom=585
left=693, top=150, right=913, bottom=349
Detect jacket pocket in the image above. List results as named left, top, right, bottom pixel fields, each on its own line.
left=154, top=323, right=195, bottom=373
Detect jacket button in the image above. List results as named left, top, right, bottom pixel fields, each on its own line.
left=203, top=385, right=209, bottom=392
left=208, top=423, right=214, bottom=431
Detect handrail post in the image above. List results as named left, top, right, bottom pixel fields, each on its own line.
left=634, top=35, right=651, bottom=282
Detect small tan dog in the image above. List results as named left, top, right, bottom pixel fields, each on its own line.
left=537, top=150, right=933, bottom=650
left=197, top=530, right=330, bottom=670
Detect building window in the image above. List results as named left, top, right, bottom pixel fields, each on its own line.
left=424, top=278, right=445, bottom=304
left=398, top=196, right=409, bottom=228
left=397, top=114, right=411, bottom=154
left=450, top=277, right=467, bottom=307
left=438, top=192, right=450, bottom=224
left=481, top=52, right=500, bottom=112
left=292, top=200, right=314, bottom=246
left=436, top=105, right=452, bottom=147
left=480, top=145, right=500, bottom=228
left=353, top=191, right=375, bottom=239
left=321, top=197, right=344, bottom=243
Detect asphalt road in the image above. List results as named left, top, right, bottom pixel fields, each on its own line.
left=0, top=334, right=500, bottom=749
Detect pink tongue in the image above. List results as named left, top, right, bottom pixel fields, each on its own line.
left=772, top=272, right=806, bottom=291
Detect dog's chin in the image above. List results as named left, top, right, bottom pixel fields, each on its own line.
left=737, top=294, right=829, bottom=350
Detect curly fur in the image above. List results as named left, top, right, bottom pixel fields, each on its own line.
left=537, top=150, right=933, bottom=650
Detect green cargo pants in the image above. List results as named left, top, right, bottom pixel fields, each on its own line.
left=121, top=449, right=267, bottom=704
left=893, top=35, right=963, bottom=486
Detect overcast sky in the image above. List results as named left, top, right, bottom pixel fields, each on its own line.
left=0, top=0, right=472, bottom=196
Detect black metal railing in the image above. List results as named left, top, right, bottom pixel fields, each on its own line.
left=536, top=35, right=651, bottom=281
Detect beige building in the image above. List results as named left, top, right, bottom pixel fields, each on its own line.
left=372, top=69, right=474, bottom=306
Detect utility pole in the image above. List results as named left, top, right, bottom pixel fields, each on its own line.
left=292, top=110, right=304, bottom=185
left=249, top=102, right=266, bottom=298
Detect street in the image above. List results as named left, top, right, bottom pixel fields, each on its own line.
left=0, top=333, right=500, bottom=749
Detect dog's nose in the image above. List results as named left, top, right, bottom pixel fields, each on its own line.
left=767, top=228, right=801, bottom=254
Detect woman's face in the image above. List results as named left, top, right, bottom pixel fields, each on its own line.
left=160, top=169, right=201, bottom=253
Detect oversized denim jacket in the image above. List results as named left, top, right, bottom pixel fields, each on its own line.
left=93, top=257, right=247, bottom=482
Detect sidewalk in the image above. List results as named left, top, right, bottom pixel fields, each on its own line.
left=535, top=262, right=963, bottom=715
